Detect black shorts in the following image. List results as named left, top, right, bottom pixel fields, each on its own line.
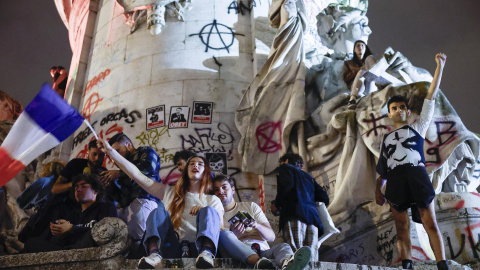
left=384, top=164, right=435, bottom=212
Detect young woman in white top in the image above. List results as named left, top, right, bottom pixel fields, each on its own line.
left=97, top=140, right=224, bottom=269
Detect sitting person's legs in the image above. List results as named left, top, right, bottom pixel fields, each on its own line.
left=139, top=203, right=179, bottom=269
left=218, top=230, right=259, bottom=266
left=195, top=206, right=221, bottom=269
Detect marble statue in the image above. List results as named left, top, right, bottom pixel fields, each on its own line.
left=117, top=0, right=192, bottom=35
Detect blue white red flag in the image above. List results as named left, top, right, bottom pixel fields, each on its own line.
left=0, top=84, right=84, bottom=186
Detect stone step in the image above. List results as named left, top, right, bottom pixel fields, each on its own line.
left=123, top=258, right=476, bottom=270
left=1, top=250, right=477, bottom=269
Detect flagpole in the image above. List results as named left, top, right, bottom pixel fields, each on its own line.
left=84, top=119, right=99, bottom=140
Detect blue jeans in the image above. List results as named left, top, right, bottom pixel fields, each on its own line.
left=144, top=203, right=220, bottom=258
left=218, top=230, right=293, bottom=267
left=17, top=175, right=55, bottom=209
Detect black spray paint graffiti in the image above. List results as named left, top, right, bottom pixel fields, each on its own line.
left=446, top=233, right=480, bottom=259
left=73, top=120, right=98, bottom=148
left=335, top=243, right=375, bottom=265
left=376, top=227, right=397, bottom=265
left=189, top=20, right=244, bottom=53
left=100, top=108, right=141, bottom=127
left=425, top=121, right=457, bottom=165
left=180, top=123, right=235, bottom=158
left=73, top=108, right=142, bottom=148
left=362, top=113, right=390, bottom=137
left=228, top=0, right=256, bottom=15
left=321, top=179, right=336, bottom=195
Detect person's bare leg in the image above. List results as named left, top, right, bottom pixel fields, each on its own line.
left=349, top=70, right=365, bottom=107
left=391, top=207, right=412, bottom=260
left=419, top=202, right=446, bottom=262
left=146, top=237, right=159, bottom=254
left=246, top=254, right=261, bottom=266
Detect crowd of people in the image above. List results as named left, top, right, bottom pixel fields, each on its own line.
left=15, top=129, right=327, bottom=270
left=10, top=51, right=450, bottom=270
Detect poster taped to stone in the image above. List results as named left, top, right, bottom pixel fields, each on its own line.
left=169, top=106, right=189, bottom=129
left=206, top=152, right=227, bottom=175
left=192, top=101, right=213, bottom=124
left=146, top=105, right=165, bottom=130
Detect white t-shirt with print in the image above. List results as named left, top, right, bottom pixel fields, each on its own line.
left=223, top=202, right=270, bottom=251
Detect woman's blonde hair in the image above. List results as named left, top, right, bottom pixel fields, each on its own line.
left=168, top=156, right=212, bottom=230
left=39, top=161, right=66, bottom=178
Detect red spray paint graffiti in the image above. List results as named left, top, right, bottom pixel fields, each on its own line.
left=84, top=69, right=111, bottom=97
left=255, top=121, right=282, bottom=153
left=81, top=93, right=103, bottom=122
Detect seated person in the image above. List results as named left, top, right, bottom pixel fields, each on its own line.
left=97, top=139, right=224, bottom=269
left=51, top=140, right=106, bottom=197
left=17, top=161, right=66, bottom=210
left=213, top=174, right=311, bottom=270
left=22, top=174, right=118, bottom=253
left=161, top=150, right=195, bottom=185
left=343, top=40, right=376, bottom=105
left=19, top=141, right=106, bottom=242
left=101, top=133, right=161, bottom=244
left=271, top=153, right=329, bottom=261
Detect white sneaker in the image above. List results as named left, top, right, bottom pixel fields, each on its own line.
left=254, top=257, right=275, bottom=269
left=282, top=247, right=311, bottom=270
left=195, top=250, right=215, bottom=269
left=138, top=252, right=162, bottom=269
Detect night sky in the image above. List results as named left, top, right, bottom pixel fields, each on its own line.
left=0, top=0, right=479, bottom=132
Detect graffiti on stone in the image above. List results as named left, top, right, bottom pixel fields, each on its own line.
left=189, top=20, right=244, bottom=53
left=136, top=126, right=171, bottom=152
left=180, top=123, right=234, bottom=158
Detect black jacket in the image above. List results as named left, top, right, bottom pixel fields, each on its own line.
left=274, top=164, right=329, bottom=234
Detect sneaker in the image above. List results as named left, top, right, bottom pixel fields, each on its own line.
left=195, top=250, right=215, bottom=269
left=254, top=257, right=275, bottom=269
left=282, top=246, right=311, bottom=270
left=402, top=259, right=414, bottom=269
left=138, top=252, right=162, bottom=269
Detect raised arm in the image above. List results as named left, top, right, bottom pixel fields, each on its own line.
left=97, top=139, right=167, bottom=201
left=51, top=176, right=72, bottom=194
left=425, top=53, right=447, bottom=100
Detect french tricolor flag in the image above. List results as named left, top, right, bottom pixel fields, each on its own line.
left=0, top=84, right=84, bottom=187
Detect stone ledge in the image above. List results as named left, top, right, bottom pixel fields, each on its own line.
left=0, top=254, right=477, bottom=270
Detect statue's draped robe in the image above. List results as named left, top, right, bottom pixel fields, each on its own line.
left=236, top=0, right=311, bottom=174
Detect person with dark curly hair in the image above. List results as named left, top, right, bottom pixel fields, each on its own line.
left=22, top=174, right=117, bottom=253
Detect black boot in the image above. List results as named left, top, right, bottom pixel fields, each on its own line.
left=402, top=259, right=414, bottom=269
left=437, top=260, right=449, bottom=270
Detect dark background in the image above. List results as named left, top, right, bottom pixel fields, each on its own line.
left=0, top=0, right=479, bottom=132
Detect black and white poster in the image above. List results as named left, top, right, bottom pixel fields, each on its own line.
left=146, top=105, right=165, bottom=130
left=192, top=101, right=213, bottom=124
left=206, top=152, right=227, bottom=175
left=169, top=106, right=189, bottom=129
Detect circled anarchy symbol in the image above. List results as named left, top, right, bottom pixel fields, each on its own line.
left=81, top=93, right=103, bottom=122
left=189, top=20, right=243, bottom=53
left=255, top=121, right=282, bottom=153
